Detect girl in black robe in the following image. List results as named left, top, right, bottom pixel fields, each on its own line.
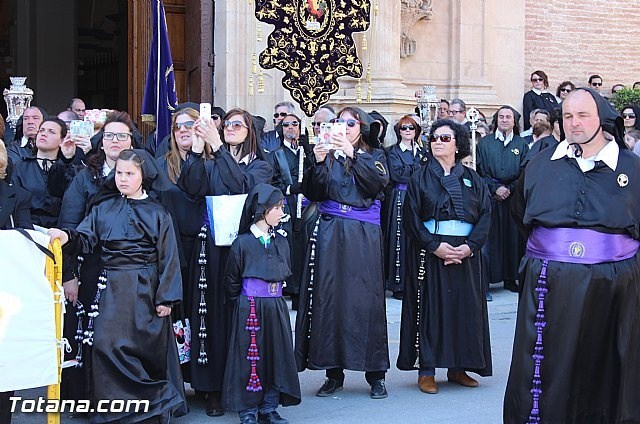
left=397, top=120, right=492, bottom=394
left=222, top=184, right=301, bottom=424
left=383, top=115, right=426, bottom=299
left=49, top=149, right=187, bottom=424
left=295, top=107, right=391, bottom=399
left=177, top=108, right=272, bottom=417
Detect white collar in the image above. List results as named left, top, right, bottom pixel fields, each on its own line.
left=532, top=88, right=542, bottom=95
left=283, top=140, right=299, bottom=153
left=550, top=139, right=619, bottom=172
left=238, top=154, right=252, bottom=165
left=334, top=148, right=364, bottom=159
left=250, top=223, right=271, bottom=239
left=20, top=136, right=29, bottom=147
left=102, top=161, right=112, bottom=177
left=126, top=190, right=149, bottom=200
left=495, top=130, right=514, bottom=146
left=399, top=142, right=417, bottom=155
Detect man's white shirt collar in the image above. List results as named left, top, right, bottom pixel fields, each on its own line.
left=495, top=130, right=514, bottom=146
left=20, top=135, right=29, bottom=147
left=283, top=140, right=299, bottom=154
left=550, top=139, right=619, bottom=172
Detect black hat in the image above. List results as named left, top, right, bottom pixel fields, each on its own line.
left=369, top=110, right=389, bottom=145
left=348, top=107, right=381, bottom=149
left=238, top=184, right=284, bottom=235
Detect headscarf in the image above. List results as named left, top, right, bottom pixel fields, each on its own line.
left=238, top=183, right=283, bottom=235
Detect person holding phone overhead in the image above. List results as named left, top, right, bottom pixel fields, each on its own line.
left=177, top=108, right=272, bottom=417
left=295, top=107, right=391, bottom=400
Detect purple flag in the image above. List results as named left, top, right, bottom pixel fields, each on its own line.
left=141, top=0, right=178, bottom=148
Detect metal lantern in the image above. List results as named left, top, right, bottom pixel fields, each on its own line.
left=416, top=85, right=439, bottom=137
left=3, top=77, right=34, bottom=129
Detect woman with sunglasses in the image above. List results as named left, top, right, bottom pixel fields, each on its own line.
left=177, top=107, right=272, bottom=417
left=523, top=70, right=558, bottom=131
left=295, top=106, right=391, bottom=400
left=621, top=104, right=640, bottom=134
left=398, top=120, right=492, bottom=394
left=555, top=81, right=575, bottom=104
left=383, top=115, right=426, bottom=301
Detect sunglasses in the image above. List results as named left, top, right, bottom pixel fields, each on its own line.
left=531, top=77, right=544, bottom=82
left=212, top=114, right=221, bottom=120
left=103, top=132, right=131, bottom=141
left=223, top=120, right=249, bottom=130
left=173, top=120, right=195, bottom=131
left=623, top=113, right=636, bottom=119
left=273, top=112, right=289, bottom=119
left=430, top=134, right=455, bottom=143
left=399, top=125, right=415, bottom=131
left=591, top=82, right=603, bottom=87
left=560, top=88, right=572, bottom=93
left=334, top=118, right=359, bottom=127
left=282, top=121, right=299, bottom=128
left=312, top=121, right=324, bottom=127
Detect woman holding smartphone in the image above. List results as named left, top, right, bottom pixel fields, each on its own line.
left=295, top=107, right=391, bottom=399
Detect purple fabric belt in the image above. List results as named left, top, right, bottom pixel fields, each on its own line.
left=526, top=226, right=640, bottom=264
left=241, top=277, right=283, bottom=297
left=301, top=196, right=310, bottom=208
left=318, top=199, right=381, bottom=226
left=395, top=183, right=408, bottom=191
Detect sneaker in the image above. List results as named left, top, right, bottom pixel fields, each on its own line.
left=370, top=379, right=388, bottom=399
left=316, top=378, right=344, bottom=397
left=258, top=410, right=289, bottom=424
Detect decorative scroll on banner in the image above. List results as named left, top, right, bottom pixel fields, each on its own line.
left=255, top=0, right=371, bottom=116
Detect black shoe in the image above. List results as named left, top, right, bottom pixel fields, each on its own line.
left=240, top=413, right=259, bottom=424
left=370, top=379, right=388, bottom=399
left=258, top=410, right=289, bottom=424
left=503, top=280, right=519, bottom=293
left=485, top=291, right=493, bottom=302
left=392, top=291, right=403, bottom=300
left=316, top=378, right=343, bottom=397
left=205, top=392, right=225, bottom=417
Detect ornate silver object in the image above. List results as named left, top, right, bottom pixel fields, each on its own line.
left=3, top=77, right=34, bottom=130
left=416, top=85, right=439, bottom=139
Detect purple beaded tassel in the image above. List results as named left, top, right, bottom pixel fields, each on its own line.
left=393, top=191, right=403, bottom=289
left=245, top=296, right=262, bottom=392
left=528, top=259, right=549, bottom=424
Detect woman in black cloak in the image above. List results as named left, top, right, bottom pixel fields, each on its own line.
left=397, top=120, right=492, bottom=395
left=383, top=115, right=427, bottom=300
left=49, top=149, right=187, bottom=423
left=177, top=108, right=272, bottom=417
left=295, top=106, right=391, bottom=399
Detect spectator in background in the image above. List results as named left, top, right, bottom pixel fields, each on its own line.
left=522, top=70, right=558, bottom=131
left=7, top=106, right=46, bottom=162
left=67, top=98, right=87, bottom=120
left=621, top=104, right=640, bottom=134
left=611, top=84, right=626, bottom=95
left=437, top=99, right=450, bottom=120
left=633, top=82, right=640, bottom=91
left=448, top=99, right=472, bottom=131
left=555, top=81, right=575, bottom=104
left=549, top=108, right=562, bottom=142
left=588, top=74, right=603, bottom=94
left=261, top=101, right=296, bottom=152
left=625, top=129, right=640, bottom=152
left=311, top=107, right=336, bottom=137
left=522, top=109, right=551, bottom=145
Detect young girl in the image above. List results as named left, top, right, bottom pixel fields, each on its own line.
left=48, top=149, right=187, bottom=424
left=223, top=183, right=301, bottom=424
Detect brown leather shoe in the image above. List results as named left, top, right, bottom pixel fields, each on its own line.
left=447, top=371, right=479, bottom=387
left=418, top=375, right=438, bottom=394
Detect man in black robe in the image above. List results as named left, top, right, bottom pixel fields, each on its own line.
left=476, top=106, right=528, bottom=292
left=504, top=88, right=640, bottom=423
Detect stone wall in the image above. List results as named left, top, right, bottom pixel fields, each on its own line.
left=525, top=0, right=640, bottom=97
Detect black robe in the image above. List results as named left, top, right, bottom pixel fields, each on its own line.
left=222, top=232, right=301, bottom=411
left=64, top=195, right=187, bottom=424
left=504, top=145, right=640, bottom=423
left=177, top=148, right=272, bottom=392
left=383, top=144, right=424, bottom=294
left=295, top=149, right=391, bottom=373
left=0, top=180, right=32, bottom=230
left=12, top=155, right=75, bottom=228
left=396, top=160, right=492, bottom=375
left=476, top=134, right=528, bottom=283
left=522, top=90, right=559, bottom=131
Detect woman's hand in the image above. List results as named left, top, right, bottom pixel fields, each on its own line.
left=195, top=117, right=222, bottom=152
left=313, top=142, right=330, bottom=163
left=330, top=132, right=355, bottom=158
left=63, top=278, right=79, bottom=305
left=47, top=228, right=69, bottom=246
left=71, top=134, right=92, bottom=154
left=156, top=305, right=172, bottom=317
left=60, top=138, right=77, bottom=159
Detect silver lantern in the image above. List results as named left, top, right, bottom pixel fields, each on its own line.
left=3, top=77, right=34, bottom=130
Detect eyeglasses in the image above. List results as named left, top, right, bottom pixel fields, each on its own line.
left=623, top=113, right=636, bottom=119
left=531, top=77, right=544, bottom=82
left=103, top=132, right=131, bottom=141
left=560, top=88, right=572, bottom=93
left=430, top=134, right=455, bottom=143
left=273, top=112, right=288, bottom=119
left=173, top=121, right=195, bottom=131
left=312, top=121, right=324, bottom=127
left=211, top=114, right=221, bottom=120
left=399, top=125, right=415, bottom=131
left=223, top=120, right=249, bottom=130
left=334, top=118, right=359, bottom=127
left=282, top=121, right=299, bottom=128
left=591, top=82, right=603, bottom=87
left=448, top=110, right=464, bottom=115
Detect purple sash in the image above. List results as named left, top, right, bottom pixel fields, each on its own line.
left=318, top=199, right=381, bottom=226
left=301, top=196, right=310, bottom=208
left=526, top=226, right=640, bottom=264
left=241, top=278, right=283, bottom=298
left=395, top=183, right=408, bottom=191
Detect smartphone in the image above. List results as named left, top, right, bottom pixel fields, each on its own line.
left=199, top=103, right=212, bottom=120
left=70, top=120, right=93, bottom=138
left=332, top=122, right=346, bottom=136
left=319, top=123, right=332, bottom=144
